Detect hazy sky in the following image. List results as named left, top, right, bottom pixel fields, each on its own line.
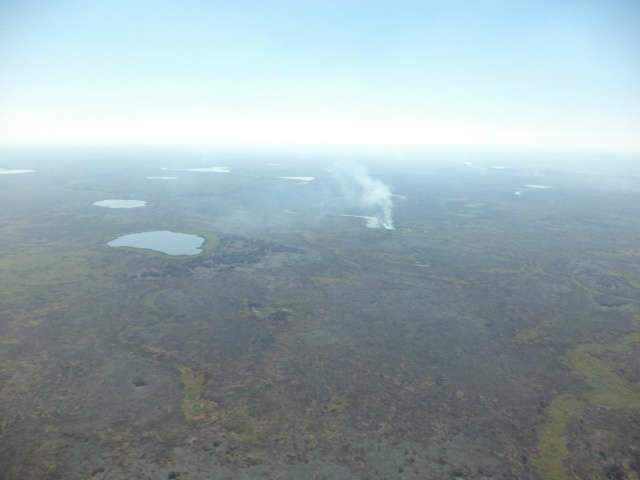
left=1, top=1, right=639, bottom=152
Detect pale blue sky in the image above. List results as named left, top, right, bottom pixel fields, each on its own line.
left=1, top=0, right=638, bottom=151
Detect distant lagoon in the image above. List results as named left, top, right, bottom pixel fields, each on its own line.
left=278, top=176, right=315, bottom=184
left=162, top=166, right=230, bottom=173
left=93, top=200, right=147, bottom=209
left=108, top=231, right=204, bottom=256
left=0, top=169, right=35, bottom=175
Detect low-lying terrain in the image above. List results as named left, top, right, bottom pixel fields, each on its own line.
left=1, top=153, right=639, bottom=479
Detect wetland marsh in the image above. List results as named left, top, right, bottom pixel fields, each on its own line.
left=1, top=150, right=639, bottom=480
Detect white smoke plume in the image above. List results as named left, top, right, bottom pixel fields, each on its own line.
left=334, top=164, right=395, bottom=230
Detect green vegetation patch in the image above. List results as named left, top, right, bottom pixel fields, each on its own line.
left=201, top=231, right=220, bottom=253
left=532, top=395, right=584, bottom=480
left=178, top=366, right=219, bottom=422
left=325, top=393, right=350, bottom=414
left=565, top=333, right=640, bottom=409
left=534, top=331, right=640, bottom=479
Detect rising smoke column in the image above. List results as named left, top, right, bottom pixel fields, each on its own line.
left=335, top=164, right=395, bottom=230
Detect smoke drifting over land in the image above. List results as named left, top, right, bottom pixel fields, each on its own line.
left=334, top=165, right=395, bottom=230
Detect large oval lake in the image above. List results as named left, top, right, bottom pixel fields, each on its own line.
left=108, top=231, right=204, bottom=256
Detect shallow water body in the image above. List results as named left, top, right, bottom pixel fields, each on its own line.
left=94, top=200, right=147, bottom=209
left=107, top=230, right=204, bottom=255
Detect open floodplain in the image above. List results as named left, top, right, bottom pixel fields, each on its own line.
left=1, top=150, right=640, bottom=480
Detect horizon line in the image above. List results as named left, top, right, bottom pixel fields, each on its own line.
left=1, top=143, right=639, bottom=156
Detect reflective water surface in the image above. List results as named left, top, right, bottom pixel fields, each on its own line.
left=108, top=230, right=204, bottom=255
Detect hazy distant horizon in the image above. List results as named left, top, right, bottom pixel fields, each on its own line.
left=2, top=145, right=640, bottom=181
left=1, top=143, right=640, bottom=156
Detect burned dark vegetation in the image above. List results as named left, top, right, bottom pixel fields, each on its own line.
left=1, top=152, right=640, bottom=480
